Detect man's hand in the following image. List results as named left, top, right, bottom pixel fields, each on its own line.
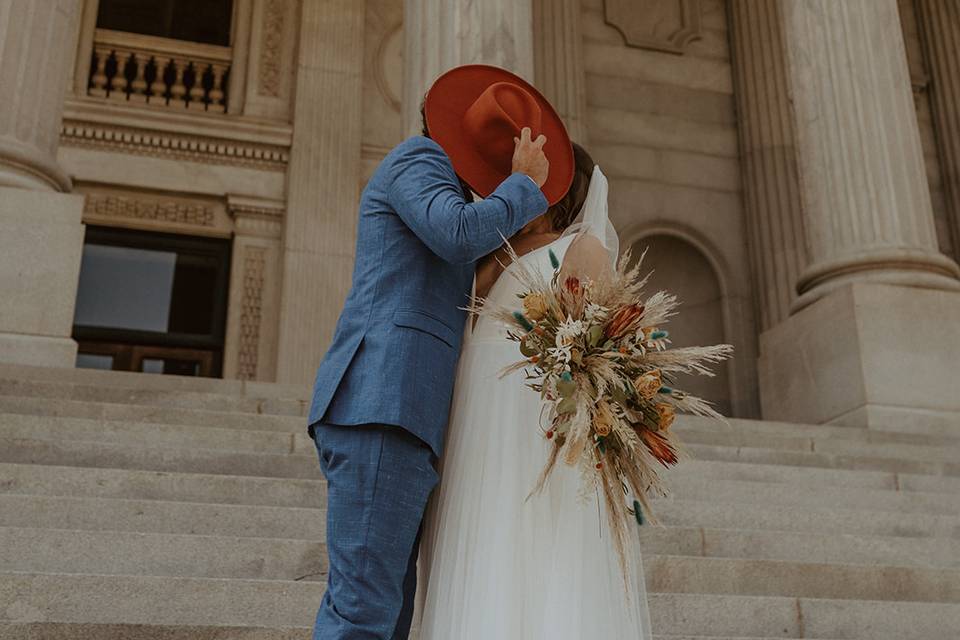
left=512, top=127, right=549, bottom=188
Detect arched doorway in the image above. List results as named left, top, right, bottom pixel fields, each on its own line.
left=628, top=234, right=732, bottom=416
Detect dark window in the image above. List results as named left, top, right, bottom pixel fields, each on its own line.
left=73, top=226, right=231, bottom=377
left=96, top=0, right=234, bottom=46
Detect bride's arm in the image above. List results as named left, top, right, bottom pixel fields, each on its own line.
left=474, top=246, right=511, bottom=299
left=559, top=233, right=614, bottom=285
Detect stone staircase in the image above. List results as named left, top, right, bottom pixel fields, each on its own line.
left=0, top=363, right=958, bottom=639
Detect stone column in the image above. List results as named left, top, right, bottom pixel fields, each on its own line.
left=402, top=0, right=535, bottom=136
left=915, top=0, right=960, bottom=262
left=758, top=0, right=960, bottom=431
left=0, top=0, right=87, bottom=367
left=727, top=0, right=807, bottom=332
left=533, top=0, right=587, bottom=142
left=783, top=0, right=960, bottom=308
left=274, top=0, right=365, bottom=384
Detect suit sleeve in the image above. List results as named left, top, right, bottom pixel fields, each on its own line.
left=386, top=138, right=549, bottom=264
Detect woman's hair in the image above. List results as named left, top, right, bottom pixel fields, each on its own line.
left=547, top=143, right=595, bottom=232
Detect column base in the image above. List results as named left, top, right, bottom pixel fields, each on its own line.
left=759, top=283, right=960, bottom=432
left=0, top=333, right=78, bottom=368
left=0, top=186, right=85, bottom=368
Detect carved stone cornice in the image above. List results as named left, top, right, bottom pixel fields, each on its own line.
left=83, top=192, right=216, bottom=227
left=61, top=120, right=290, bottom=171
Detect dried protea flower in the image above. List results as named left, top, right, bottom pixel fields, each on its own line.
left=605, top=304, right=645, bottom=339
left=633, top=369, right=662, bottom=400
left=655, top=403, right=676, bottom=431
left=640, top=428, right=678, bottom=466
left=522, top=292, right=549, bottom=321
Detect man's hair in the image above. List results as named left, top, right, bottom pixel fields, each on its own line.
left=547, top=143, right=595, bottom=232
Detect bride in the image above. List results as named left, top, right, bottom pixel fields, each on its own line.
left=417, top=145, right=654, bottom=639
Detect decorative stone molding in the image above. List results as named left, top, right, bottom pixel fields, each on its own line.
left=84, top=192, right=216, bottom=227
left=258, top=0, right=286, bottom=97
left=60, top=121, right=290, bottom=171
left=374, top=21, right=403, bottom=113
left=237, top=246, right=267, bottom=380
left=603, top=0, right=703, bottom=54
left=77, top=185, right=233, bottom=236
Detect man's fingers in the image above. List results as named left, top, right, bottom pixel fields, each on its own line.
left=533, top=134, right=547, bottom=149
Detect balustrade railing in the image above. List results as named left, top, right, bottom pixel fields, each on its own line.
left=88, top=29, right=231, bottom=113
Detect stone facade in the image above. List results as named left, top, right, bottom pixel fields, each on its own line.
left=1, top=0, right=959, bottom=430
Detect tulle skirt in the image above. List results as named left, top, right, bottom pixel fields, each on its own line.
left=417, top=337, right=653, bottom=639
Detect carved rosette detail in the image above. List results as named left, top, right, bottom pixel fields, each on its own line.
left=238, top=246, right=267, bottom=380
left=60, top=122, right=290, bottom=171
left=259, top=0, right=286, bottom=97
left=84, top=193, right=215, bottom=226
left=604, top=0, right=703, bottom=54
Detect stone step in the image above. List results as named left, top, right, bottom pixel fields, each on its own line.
left=1, top=574, right=958, bottom=638
left=639, top=525, right=960, bottom=569
left=2, top=489, right=958, bottom=545
left=0, top=363, right=310, bottom=401
left=3, top=425, right=956, bottom=496
left=0, top=627, right=838, bottom=640
left=3, top=525, right=957, bottom=593
left=0, top=395, right=304, bottom=433
left=0, top=463, right=324, bottom=509
left=0, top=379, right=306, bottom=417
left=0, top=527, right=326, bottom=583
left=0, top=494, right=325, bottom=540
left=5, top=411, right=959, bottom=475
left=644, top=554, right=960, bottom=603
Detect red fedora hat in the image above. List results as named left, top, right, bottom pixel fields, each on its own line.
left=424, top=64, right=574, bottom=206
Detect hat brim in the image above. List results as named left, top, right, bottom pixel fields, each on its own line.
left=424, top=65, right=574, bottom=207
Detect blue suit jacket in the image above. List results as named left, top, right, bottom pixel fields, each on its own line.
left=307, top=136, right=548, bottom=455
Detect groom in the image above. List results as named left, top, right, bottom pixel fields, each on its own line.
left=306, top=65, right=574, bottom=639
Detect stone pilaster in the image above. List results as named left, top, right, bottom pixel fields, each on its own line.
left=727, top=0, right=807, bottom=332
left=781, top=0, right=960, bottom=309
left=915, top=0, right=960, bottom=263
left=0, top=0, right=86, bottom=367
left=224, top=197, right=283, bottom=382
left=274, top=0, right=365, bottom=384
left=402, top=0, right=535, bottom=136
left=758, top=0, right=960, bottom=430
left=532, top=0, right=587, bottom=142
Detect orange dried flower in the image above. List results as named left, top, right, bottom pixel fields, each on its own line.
left=605, top=304, right=645, bottom=339
left=564, top=276, right=582, bottom=296
left=656, top=403, right=676, bottom=431
left=640, top=428, right=678, bottom=467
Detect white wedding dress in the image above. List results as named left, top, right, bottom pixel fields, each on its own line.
left=417, top=168, right=653, bottom=640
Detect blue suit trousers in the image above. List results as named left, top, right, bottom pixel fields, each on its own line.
left=312, top=423, right=438, bottom=640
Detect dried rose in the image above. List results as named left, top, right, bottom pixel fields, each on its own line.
left=605, top=304, right=645, bottom=339
left=522, top=293, right=548, bottom=321
left=640, top=428, right=678, bottom=466
left=634, top=369, right=662, bottom=400
left=656, top=403, right=676, bottom=431
left=593, top=402, right=614, bottom=437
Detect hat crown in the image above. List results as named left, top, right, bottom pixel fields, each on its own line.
left=462, top=82, right=543, bottom=174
